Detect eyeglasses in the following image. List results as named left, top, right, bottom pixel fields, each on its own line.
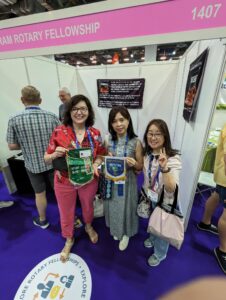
left=147, top=132, right=163, bottom=139
left=71, top=107, right=88, bottom=113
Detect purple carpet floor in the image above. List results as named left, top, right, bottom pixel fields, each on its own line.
left=0, top=172, right=224, bottom=300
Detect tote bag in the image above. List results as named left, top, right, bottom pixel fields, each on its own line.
left=148, top=185, right=184, bottom=250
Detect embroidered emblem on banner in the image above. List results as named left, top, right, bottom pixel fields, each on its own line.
left=104, top=156, right=126, bottom=182
left=14, top=253, right=92, bottom=300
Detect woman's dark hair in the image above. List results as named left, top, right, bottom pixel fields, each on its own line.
left=108, top=106, right=137, bottom=141
left=63, top=94, right=95, bottom=127
left=143, top=119, right=179, bottom=157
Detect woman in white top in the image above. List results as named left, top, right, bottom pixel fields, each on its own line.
left=143, top=119, right=182, bottom=267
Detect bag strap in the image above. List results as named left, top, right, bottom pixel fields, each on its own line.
left=141, top=187, right=148, bottom=198
left=157, top=184, right=179, bottom=214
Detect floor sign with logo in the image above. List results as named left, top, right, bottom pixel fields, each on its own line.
left=14, top=253, right=92, bottom=300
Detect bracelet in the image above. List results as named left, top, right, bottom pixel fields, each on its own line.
left=160, top=167, right=171, bottom=173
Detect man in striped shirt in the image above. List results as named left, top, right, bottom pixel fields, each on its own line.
left=7, top=85, right=60, bottom=229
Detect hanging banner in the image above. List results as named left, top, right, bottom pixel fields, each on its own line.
left=104, top=156, right=126, bottom=182
left=97, top=79, right=145, bottom=108
left=0, top=1, right=225, bottom=56
left=183, top=48, right=209, bottom=122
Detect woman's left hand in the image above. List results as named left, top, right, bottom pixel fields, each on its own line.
left=158, top=148, right=168, bottom=169
left=126, top=157, right=136, bottom=168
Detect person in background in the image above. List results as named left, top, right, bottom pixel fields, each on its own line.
left=197, top=123, right=226, bottom=274
left=58, top=87, right=71, bottom=122
left=143, top=119, right=181, bottom=266
left=44, top=94, right=106, bottom=262
left=6, top=85, right=60, bottom=229
left=104, top=106, right=143, bottom=251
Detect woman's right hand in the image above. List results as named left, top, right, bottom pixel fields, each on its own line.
left=55, top=146, right=68, bottom=157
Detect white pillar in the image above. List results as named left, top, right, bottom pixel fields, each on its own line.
left=145, top=45, right=157, bottom=61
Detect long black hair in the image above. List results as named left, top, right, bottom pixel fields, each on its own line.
left=108, top=106, right=137, bottom=141
left=143, top=119, right=179, bottom=157
left=63, top=94, right=95, bottom=127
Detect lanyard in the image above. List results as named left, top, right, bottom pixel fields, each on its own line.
left=25, top=106, right=41, bottom=110
left=148, top=154, right=160, bottom=189
left=113, top=134, right=128, bottom=157
left=73, top=127, right=94, bottom=155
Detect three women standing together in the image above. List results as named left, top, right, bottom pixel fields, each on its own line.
left=45, top=94, right=182, bottom=266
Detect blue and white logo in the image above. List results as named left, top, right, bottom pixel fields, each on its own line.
left=14, top=253, right=92, bottom=300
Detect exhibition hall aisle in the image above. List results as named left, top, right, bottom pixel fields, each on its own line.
left=0, top=173, right=223, bottom=300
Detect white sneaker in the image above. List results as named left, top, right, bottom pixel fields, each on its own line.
left=0, top=201, right=14, bottom=209
left=119, top=235, right=129, bottom=251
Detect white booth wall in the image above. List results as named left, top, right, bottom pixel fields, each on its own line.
left=0, top=57, right=178, bottom=165
left=0, top=56, right=77, bottom=167
left=172, top=39, right=226, bottom=226
left=0, top=38, right=225, bottom=227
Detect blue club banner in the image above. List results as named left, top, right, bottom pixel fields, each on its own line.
left=104, top=156, right=126, bottom=182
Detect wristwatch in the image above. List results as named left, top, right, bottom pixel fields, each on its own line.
left=160, top=167, right=171, bottom=173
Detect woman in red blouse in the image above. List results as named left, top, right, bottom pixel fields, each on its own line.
left=44, top=94, right=105, bottom=262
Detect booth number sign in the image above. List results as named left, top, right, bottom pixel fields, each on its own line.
left=192, top=3, right=222, bottom=20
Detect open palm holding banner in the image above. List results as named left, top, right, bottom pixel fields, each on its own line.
left=104, top=156, right=126, bottom=182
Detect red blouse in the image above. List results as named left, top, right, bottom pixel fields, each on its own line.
left=46, top=125, right=106, bottom=159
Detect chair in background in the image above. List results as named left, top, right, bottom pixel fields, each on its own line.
left=196, top=171, right=216, bottom=201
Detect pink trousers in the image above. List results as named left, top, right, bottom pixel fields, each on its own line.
left=54, top=174, right=98, bottom=238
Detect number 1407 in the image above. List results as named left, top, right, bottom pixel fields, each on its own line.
left=192, top=3, right=222, bottom=20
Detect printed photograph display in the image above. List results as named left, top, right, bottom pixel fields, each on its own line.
left=183, top=48, right=209, bottom=122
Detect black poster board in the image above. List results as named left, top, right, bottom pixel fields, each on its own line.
left=97, top=78, right=145, bottom=108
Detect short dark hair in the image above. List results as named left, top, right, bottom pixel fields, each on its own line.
left=143, top=119, right=179, bottom=156
left=108, top=106, right=137, bottom=141
left=21, top=85, right=41, bottom=104
left=63, top=94, right=95, bottom=127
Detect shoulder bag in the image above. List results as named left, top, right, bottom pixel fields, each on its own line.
left=147, top=185, right=184, bottom=250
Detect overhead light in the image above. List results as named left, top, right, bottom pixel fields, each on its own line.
left=123, top=58, right=129, bottom=62
left=90, top=55, right=96, bottom=61
left=160, top=55, right=167, bottom=60
left=160, top=51, right=167, bottom=60
left=112, top=52, right=119, bottom=64
left=172, top=50, right=176, bottom=55
left=121, top=47, right=127, bottom=51
left=130, top=54, right=134, bottom=58
left=107, top=59, right=112, bottom=63
left=141, top=56, right=145, bottom=60
left=92, top=60, right=97, bottom=64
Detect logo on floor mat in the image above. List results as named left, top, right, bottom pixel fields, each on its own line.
left=14, top=253, right=92, bottom=300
